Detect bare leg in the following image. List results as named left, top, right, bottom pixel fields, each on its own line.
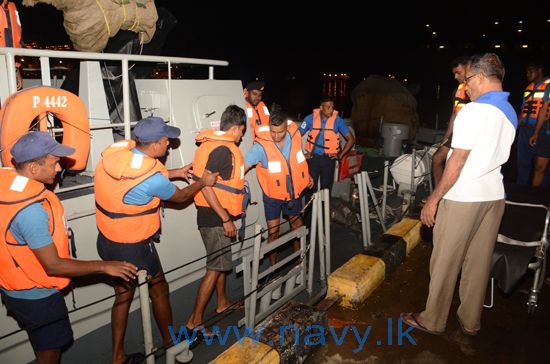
left=35, top=349, right=61, bottom=364
left=432, top=146, right=449, bottom=188
left=148, top=273, right=173, bottom=346
left=111, top=283, right=136, bottom=364
left=266, top=218, right=281, bottom=265
left=187, top=269, right=221, bottom=329
left=290, top=215, right=304, bottom=252
left=532, top=156, right=550, bottom=187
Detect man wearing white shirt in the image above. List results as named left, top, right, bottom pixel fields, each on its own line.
left=402, top=53, right=517, bottom=336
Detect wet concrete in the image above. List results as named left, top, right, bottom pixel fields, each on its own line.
left=307, top=240, right=550, bottom=364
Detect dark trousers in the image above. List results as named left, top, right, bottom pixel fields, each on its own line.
left=304, top=154, right=336, bottom=227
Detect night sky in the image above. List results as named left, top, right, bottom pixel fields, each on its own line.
left=14, top=0, right=550, bottom=121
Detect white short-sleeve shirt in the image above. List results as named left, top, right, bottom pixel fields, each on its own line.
left=444, top=91, right=517, bottom=202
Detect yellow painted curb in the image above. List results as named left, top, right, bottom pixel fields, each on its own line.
left=327, top=254, right=385, bottom=308
left=386, top=218, right=422, bottom=255
left=209, top=337, right=280, bottom=364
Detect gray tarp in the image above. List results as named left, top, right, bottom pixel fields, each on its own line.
left=23, top=0, right=157, bottom=52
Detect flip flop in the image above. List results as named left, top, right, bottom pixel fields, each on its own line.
left=456, top=314, right=478, bottom=336
left=186, top=325, right=216, bottom=350
left=216, top=301, right=245, bottom=314
left=400, top=312, right=443, bottom=335
left=122, top=352, right=145, bottom=364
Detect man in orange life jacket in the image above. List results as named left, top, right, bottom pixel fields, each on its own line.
left=518, top=61, right=550, bottom=187
left=244, top=110, right=314, bottom=297
left=244, top=81, right=270, bottom=139
left=431, top=56, right=471, bottom=187
left=1, top=0, right=23, bottom=89
left=94, top=117, right=218, bottom=364
left=186, top=105, right=247, bottom=342
left=0, top=132, right=137, bottom=364
left=300, top=97, right=355, bottom=224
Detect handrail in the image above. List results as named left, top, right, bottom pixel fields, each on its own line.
left=0, top=47, right=229, bottom=66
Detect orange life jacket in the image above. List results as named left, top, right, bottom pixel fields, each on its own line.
left=453, top=83, right=470, bottom=115
left=0, top=168, right=70, bottom=291
left=0, top=2, right=22, bottom=48
left=255, top=121, right=310, bottom=200
left=305, top=109, right=340, bottom=155
left=521, top=78, right=550, bottom=123
left=245, top=100, right=270, bottom=140
left=193, top=129, right=245, bottom=216
left=94, top=140, right=169, bottom=243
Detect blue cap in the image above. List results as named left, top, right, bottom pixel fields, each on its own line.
left=133, top=117, right=181, bottom=142
left=11, top=131, right=75, bottom=164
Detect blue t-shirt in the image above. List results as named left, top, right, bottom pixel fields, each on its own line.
left=245, top=131, right=292, bottom=167
left=520, top=78, right=550, bottom=125
left=299, top=113, right=350, bottom=155
left=1, top=203, right=58, bottom=299
left=123, top=148, right=177, bottom=204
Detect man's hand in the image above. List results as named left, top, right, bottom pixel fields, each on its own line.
left=223, top=220, right=237, bottom=238
left=328, top=153, right=339, bottom=160
left=200, top=169, right=219, bottom=187
left=16, top=68, right=22, bottom=90
left=103, top=261, right=138, bottom=281
left=179, top=163, right=193, bottom=182
left=304, top=151, right=311, bottom=159
left=420, top=196, right=439, bottom=227
left=529, top=134, right=539, bottom=147
left=307, top=176, right=314, bottom=188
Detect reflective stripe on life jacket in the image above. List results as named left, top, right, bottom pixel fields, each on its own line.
left=193, top=129, right=245, bottom=216
left=453, top=83, right=470, bottom=115
left=0, top=168, right=70, bottom=291
left=305, top=108, right=340, bottom=155
left=94, top=140, right=169, bottom=243
left=245, top=100, right=270, bottom=140
left=0, top=2, right=22, bottom=48
left=521, top=79, right=550, bottom=123
left=255, top=121, right=310, bottom=200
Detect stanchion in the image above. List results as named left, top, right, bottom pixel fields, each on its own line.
left=138, top=270, right=155, bottom=364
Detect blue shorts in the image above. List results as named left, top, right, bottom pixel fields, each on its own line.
left=263, top=194, right=302, bottom=221
left=97, top=231, right=162, bottom=279
left=1, top=291, right=73, bottom=352
left=535, top=132, right=550, bottom=158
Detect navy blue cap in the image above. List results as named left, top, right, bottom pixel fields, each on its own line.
left=11, top=131, right=75, bottom=164
left=133, top=117, right=181, bottom=142
left=245, top=81, right=265, bottom=92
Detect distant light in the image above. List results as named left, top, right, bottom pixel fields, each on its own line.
left=20, top=58, right=24, bottom=62
left=323, top=73, right=326, bottom=76
left=482, top=33, right=486, bottom=37
left=425, top=24, right=430, bottom=28
left=518, top=20, right=523, bottom=24
left=329, top=74, right=332, bottom=77
left=404, top=78, right=408, bottom=82
left=547, top=19, right=550, bottom=23
left=494, top=44, right=501, bottom=48
left=494, top=21, right=499, bottom=25
left=517, top=29, right=522, bottom=33
left=439, top=45, right=445, bottom=49
left=59, top=60, right=63, bottom=63
left=522, top=44, right=529, bottom=48
left=432, top=31, right=437, bottom=36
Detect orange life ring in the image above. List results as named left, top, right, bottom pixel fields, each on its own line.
left=0, top=86, right=90, bottom=170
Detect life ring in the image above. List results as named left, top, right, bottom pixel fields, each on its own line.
left=0, top=86, right=90, bottom=170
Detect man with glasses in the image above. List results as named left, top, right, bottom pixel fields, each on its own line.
left=430, top=56, right=471, bottom=188
left=402, top=53, right=517, bottom=337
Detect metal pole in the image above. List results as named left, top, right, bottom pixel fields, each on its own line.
left=356, top=174, right=368, bottom=248
left=122, top=59, right=131, bottom=139
left=209, top=66, right=214, bottom=80
left=323, top=188, right=331, bottom=274
left=138, top=271, right=155, bottom=364
left=364, top=171, right=387, bottom=231
left=382, top=160, right=389, bottom=225
left=6, top=52, right=17, bottom=94
left=40, top=57, right=51, bottom=86
left=317, top=194, right=326, bottom=281
left=248, top=231, right=262, bottom=328
left=166, top=341, right=193, bottom=364
left=307, top=194, right=318, bottom=294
